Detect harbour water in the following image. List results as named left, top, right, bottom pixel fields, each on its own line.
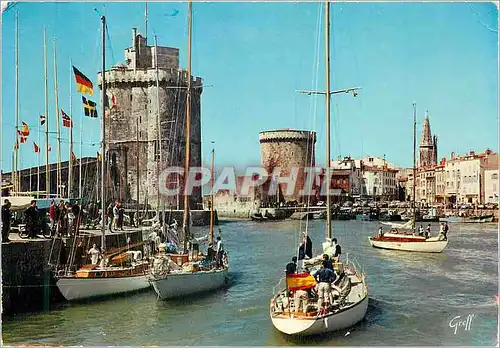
left=2, top=220, right=498, bottom=346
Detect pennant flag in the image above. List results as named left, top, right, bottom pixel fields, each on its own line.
left=33, top=142, right=40, bottom=153
left=82, top=96, right=98, bottom=118
left=21, top=121, right=29, bottom=136
left=17, top=130, right=27, bottom=143
left=73, top=66, right=94, bottom=95
left=105, top=92, right=117, bottom=110
left=71, top=151, right=76, bottom=161
left=286, top=273, right=317, bottom=292
left=40, top=115, right=46, bottom=126
left=61, top=110, right=73, bottom=128
left=97, top=151, right=102, bottom=161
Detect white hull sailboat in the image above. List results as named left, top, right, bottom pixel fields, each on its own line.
left=150, top=266, right=228, bottom=300
left=270, top=261, right=368, bottom=336
left=56, top=262, right=151, bottom=301
left=54, top=16, right=153, bottom=302
left=270, top=1, right=367, bottom=336
left=150, top=3, right=230, bottom=301
left=368, top=233, right=448, bottom=253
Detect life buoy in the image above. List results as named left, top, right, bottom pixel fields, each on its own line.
left=390, top=228, right=399, bottom=234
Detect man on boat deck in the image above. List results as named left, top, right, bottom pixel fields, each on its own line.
left=378, top=227, right=383, bottom=237
left=313, top=260, right=336, bottom=309
left=443, top=222, right=449, bottom=240
left=332, top=238, right=341, bottom=262
left=216, top=236, right=224, bottom=268
left=88, top=244, right=101, bottom=265
left=323, top=254, right=333, bottom=271
left=418, top=225, right=424, bottom=236
left=286, top=256, right=297, bottom=275
left=425, top=224, right=431, bottom=239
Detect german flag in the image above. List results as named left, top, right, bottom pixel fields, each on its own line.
left=40, top=115, right=46, bottom=126
left=82, top=96, right=98, bottom=118
left=73, top=66, right=93, bottom=96
left=286, top=273, right=317, bottom=292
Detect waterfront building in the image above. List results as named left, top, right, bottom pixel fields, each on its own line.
left=259, top=129, right=316, bottom=205
left=97, top=28, right=203, bottom=210
left=330, top=156, right=364, bottom=197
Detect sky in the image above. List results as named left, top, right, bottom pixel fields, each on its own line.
left=1, top=1, right=498, bottom=174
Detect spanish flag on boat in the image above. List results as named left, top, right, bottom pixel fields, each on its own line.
left=286, top=273, right=316, bottom=292
left=73, top=66, right=94, bottom=96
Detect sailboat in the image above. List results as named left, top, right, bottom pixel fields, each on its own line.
left=55, top=15, right=152, bottom=301
left=368, top=104, right=449, bottom=253
left=149, top=1, right=229, bottom=300
left=269, top=1, right=368, bottom=336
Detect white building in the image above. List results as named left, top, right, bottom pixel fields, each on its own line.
left=362, top=165, right=398, bottom=199
left=484, top=169, right=499, bottom=204
left=444, top=150, right=497, bottom=204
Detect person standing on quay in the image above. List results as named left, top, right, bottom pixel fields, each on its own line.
left=25, top=200, right=39, bottom=239
left=2, top=200, right=12, bottom=243
left=113, top=201, right=119, bottom=231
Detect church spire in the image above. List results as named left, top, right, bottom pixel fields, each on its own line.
left=420, top=110, right=433, bottom=147
left=419, top=109, right=437, bottom=167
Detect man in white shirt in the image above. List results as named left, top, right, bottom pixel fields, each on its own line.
left=88, top=244, right=101, bottom=265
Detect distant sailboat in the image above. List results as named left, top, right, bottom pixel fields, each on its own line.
left=369, top=104, right=449, bottom=253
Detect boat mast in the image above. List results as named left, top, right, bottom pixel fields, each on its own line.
left=155, top=35, right=162, bottom=222
left=325, top=0, right=332, bottom=240
left=182, top=0, right=193, bottom=251
left=100, top=15, right=107, bottom=250
left=14, top=11, right=19, bottom=194
left=68, top=60, right=74, bottom=199
left=209, top=142, right=215, bottom=245
left=53, top=39, right=62, bottom=197
left=412, top=102, right=417, bottom=229
left=44, top=27, right=50, bottom=198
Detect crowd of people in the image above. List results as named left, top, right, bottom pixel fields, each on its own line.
left=0, top=198, right=134, bottom=243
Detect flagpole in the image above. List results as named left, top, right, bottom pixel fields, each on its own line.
left=53, top=38, right=62, bottom=198
left=79, top=100, right=83, bottom=200
left=14, top=10, right=19, bottom=193
left=37, top=125, right=40, bottom=198
left=68, top=59, right=73, bottom=199
left=44, top=26, right=50, bottom=198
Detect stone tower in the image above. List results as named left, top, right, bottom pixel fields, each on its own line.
left=259, top=129, right=316, bottom=204
left=419, top=112, right=438, bottom=167
left=97, top=28, right=202, bottom=210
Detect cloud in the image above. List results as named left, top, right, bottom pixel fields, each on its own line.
left=1, top=1, right=10, bottom=13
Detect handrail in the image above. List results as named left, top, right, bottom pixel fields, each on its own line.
left=272, top=276, right=286, bottom=296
